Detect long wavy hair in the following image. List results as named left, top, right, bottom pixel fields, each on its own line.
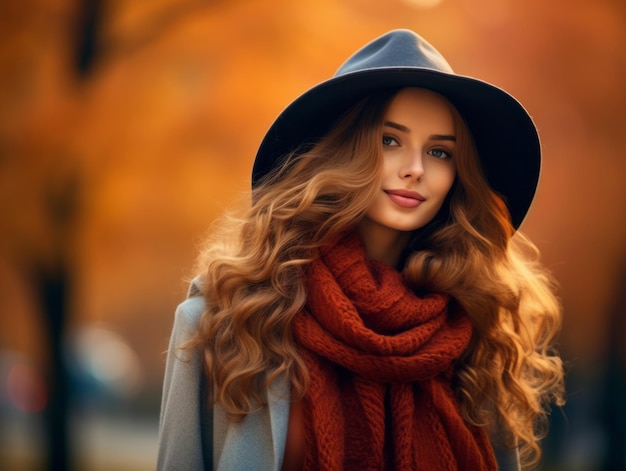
left=188, top=88, right=564, bottom=469
left=402, top=106, right=565, bottom=467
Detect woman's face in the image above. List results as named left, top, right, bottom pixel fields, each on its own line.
left=360, top=88, right=457, bottom=244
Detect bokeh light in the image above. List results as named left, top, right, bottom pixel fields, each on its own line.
left=402, top=0, right=446, bottom=9
left=67, top=325, right=144, bottom=400
left=6, top=362, right=47, bottom=414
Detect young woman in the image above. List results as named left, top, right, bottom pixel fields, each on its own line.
left=157, top=29, right=565, bottom=470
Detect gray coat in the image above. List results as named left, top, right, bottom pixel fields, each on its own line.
left=157, top=285, right=521, bottom=470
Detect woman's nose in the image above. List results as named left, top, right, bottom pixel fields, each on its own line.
left=400, top=151, right=424, bottom=181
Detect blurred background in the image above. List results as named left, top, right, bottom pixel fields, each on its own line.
left=0, top=0, right=624, bottom=469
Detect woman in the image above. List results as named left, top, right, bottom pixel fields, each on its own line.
left=157, top=29, right=565, bottom=470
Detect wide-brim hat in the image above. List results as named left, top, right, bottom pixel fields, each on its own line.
left=252, top=29, right=541, bottom=229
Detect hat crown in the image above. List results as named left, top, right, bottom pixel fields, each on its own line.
left=335, top=29, right=455, bottom=77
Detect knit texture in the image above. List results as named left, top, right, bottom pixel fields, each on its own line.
left=292, top=231, right=497, bottom=471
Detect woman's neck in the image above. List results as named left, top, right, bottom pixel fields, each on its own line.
left=357, top=218, right=411, bottom=267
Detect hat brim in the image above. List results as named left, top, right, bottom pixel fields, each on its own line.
left=253, top=67, right=541, bottom=229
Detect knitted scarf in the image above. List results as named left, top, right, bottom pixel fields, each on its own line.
left=292, top=232, right=497, bottom=471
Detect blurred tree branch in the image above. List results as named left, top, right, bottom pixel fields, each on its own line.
left=78, top=0, right=214, bottom=71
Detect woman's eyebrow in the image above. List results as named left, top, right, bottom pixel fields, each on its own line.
left=383, top=121, right=410, bottom=133
left=430, top=134, right=456, bottom=142
left=384, top=121, right=456, bottom=142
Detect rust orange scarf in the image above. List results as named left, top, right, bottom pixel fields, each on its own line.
left=292, top=232, right=496, bottom=471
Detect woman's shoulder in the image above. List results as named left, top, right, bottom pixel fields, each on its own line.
left=171, top=277, right=207, bottom=334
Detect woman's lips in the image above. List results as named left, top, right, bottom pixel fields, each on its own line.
left=384, top=189, right=425, bottom=208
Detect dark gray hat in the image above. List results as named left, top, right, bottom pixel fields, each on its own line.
left=252, top=29, right=541, bottom=228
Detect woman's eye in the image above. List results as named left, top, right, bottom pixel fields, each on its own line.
left=382, top=135, right=399, bottom=146
left=428, top=148, right=452, bottom=159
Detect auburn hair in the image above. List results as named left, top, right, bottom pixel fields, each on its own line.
left=403, top=107, right=564, bottom=467
left=187, top=88, right=564, bottom=469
